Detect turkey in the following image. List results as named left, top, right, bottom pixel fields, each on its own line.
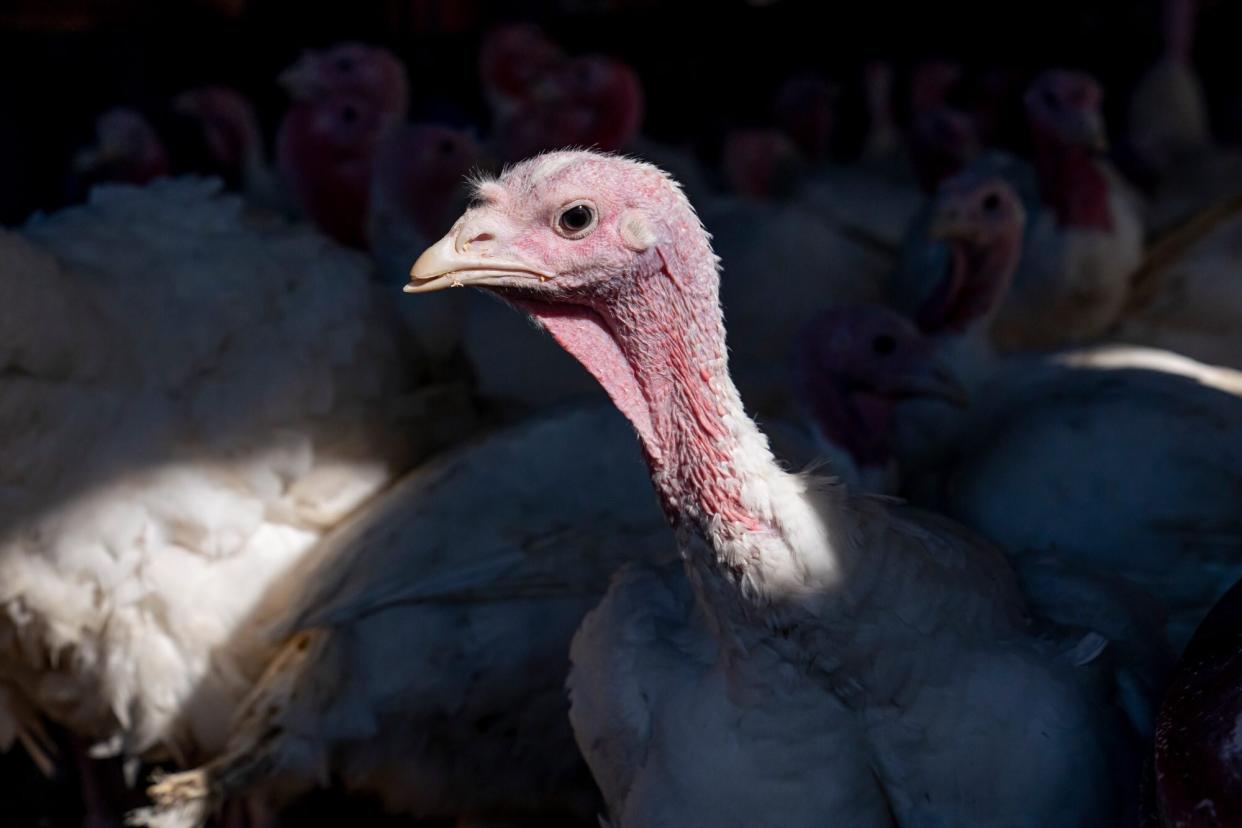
left=702, top=129, right=892, bottom=415
left=889, top=170, right=1242, bottom=644
left=72, top=107, right=171, bottom=191
left=133, top=405, right=674, bottom=827
left=275, top=43, right=410, bottom=249
left=905, top=59, right=978, bottom=194
left=494, top=48, right=711, bottom=203
left=997, top=69, right=1145, bottom=346
left=0, top=177, right=469, bottom=808
left=405, top=150, right=1150, bottom=827
left=782, top=64, right=932, bottom=251
left=773, top=72, right=838, bottom=165
left=892, top=69, right=1144, bottom=350
left=1126, top=0, right=1242, bottom=234
left=789, top=304, right=1173, bottom=730
left=366, top=122, right=484, bottom=367
left=277, top=41, right=410, bottom=122
left=478, top=22, right=566, bottom=121
left=487, top=47, right=843, bottom=411
left=172, top=86, right=285, bottom=212
left=271, top=40, right=595, bottom=410
left=788, top=305, right=967, bottom=493
left=272, top=44, right=484, bottom=370
left=1109, top=197, right=1242, bottom=370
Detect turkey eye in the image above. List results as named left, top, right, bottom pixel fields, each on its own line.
left=871, top=334, right=897, bottom=355
left=555, top=202, right=596, bottom=238
left=982, top=192, right=1001, bottom=212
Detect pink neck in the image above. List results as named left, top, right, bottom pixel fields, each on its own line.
left=520, top=249, right=768, bottom=540
left=275, top=107, right=374, bottom=249
left=804, top=385, right=894, bottom=469
left=605, top=259, right=765, bottom=536
left=1032, top=135, right=1114, bottom=231
left=920, top=232, right=1020, bottom=336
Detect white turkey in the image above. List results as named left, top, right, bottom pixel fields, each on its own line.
left=404, top=150, right=1151, bottom=827
left=71, top=107, right=171, bottom=193
left=1108, top=193, right=1242, bottom=371
left=887, top=170, right=1242, bottom=644
left=892, top=69, right=1144, bottom=350
left=0, top=178, right=469, bottom=808
left=270, top=44, right=488, bottom=374
left=172, top=86, right=286, bottom=212
left=703, top=128, right=892, bottom=414
left=788, top=304, right=1172, bottom=728
left=1126, top=0, right=1242, bottom=234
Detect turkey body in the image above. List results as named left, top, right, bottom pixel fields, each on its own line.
left=571, top=493, right=1138, bottom=828
left=403, top=151, right=1148, bottom=828
left=992, top=169, right=1144, bottom=348
left=0, top=178, right=466, bottom=765
left=905, top=345, right=1242, bottom=644
left=1112, top=203, right=1242, bottom=371
left=704, top=197, right=891, bottom=413
left=138, top=405, right=676, bottom=824
left=890, top=151, right=1144, bottom=350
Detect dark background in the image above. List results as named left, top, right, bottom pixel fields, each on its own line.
left=2, top=0, right=1242, bottom=225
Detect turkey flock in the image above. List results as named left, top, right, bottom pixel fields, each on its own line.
left=3, top=2, right=1242, bottom=826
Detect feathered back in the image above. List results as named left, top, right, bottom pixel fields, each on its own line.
left=0, top=177, right=464, bottom=761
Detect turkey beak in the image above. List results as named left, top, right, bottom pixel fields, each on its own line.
left=890, top=356, right=969, bottom=407
left=405, top=231, right=553, bottom=294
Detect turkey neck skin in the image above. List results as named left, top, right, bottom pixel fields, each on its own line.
left=543, top=240, right=840, bottom=639
left=1031, top=138, right=1114, bottom=232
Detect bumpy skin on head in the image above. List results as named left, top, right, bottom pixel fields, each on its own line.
left=409, top=151, right=772, bottom=533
